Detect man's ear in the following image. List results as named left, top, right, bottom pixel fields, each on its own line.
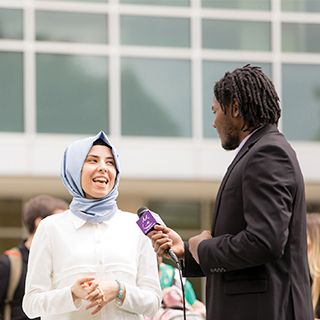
left=34, top=217, right=42, bottom=229
left=233, top=99, right=240, bottom=117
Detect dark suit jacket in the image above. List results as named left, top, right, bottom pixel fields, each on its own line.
left=183, top=124, right=313, bottom=320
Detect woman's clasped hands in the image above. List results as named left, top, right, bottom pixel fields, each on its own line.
left=71, top=277, right=122, bottom=315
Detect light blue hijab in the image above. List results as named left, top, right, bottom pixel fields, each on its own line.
left=60, top=131, right=120, bottom=223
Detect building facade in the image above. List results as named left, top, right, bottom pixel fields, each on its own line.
left=0, top=0, right=320, bottom=299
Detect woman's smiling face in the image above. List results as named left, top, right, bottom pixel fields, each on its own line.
left=81, top=144, right=117, bottom=199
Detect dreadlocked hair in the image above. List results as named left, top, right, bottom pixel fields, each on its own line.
left=214, top=64, right=281, bottom=132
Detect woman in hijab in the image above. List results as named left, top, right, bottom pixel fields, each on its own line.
left=23, top=131, right=161, bottom=320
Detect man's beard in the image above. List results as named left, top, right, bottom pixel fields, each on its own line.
left=222, top=132, right=240, bottom=151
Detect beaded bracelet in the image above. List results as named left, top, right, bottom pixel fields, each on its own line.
left=115, top=279, right=123, bottom=306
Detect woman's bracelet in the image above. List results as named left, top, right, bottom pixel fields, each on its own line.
left=115, top=279, right=123, bottom=306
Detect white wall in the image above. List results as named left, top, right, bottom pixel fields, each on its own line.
left=0, top=133, right=319, bottom=183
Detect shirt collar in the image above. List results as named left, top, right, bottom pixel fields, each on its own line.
left=70, top=211, right=109, bottom=229
left=234, top=126, right=263, bottom=158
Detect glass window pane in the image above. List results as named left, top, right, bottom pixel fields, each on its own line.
left=0, top=199, right=22, bottom=228
left=36, top=0, right=107, bottom=2
left=282, top=64, right=320, bottom=141
left=36, top=11, right=108, bottom=44
left=121, top=57, right=191, bottom=137
left=147, top=200, right=201, bottom=229
left=0, top=52, right=24, bottom=132
left=120, top=0, right=189, bottom=6
left=36, top=54, right=109, bottom=134
left=121, top=15, right=190, bottom=48
left=202, top=0, right=270, bottom=10
left=202, top=61, right=272, bottom=138
left=202, top=19, right=271, bottom=51
left=282, top=23, right=320, bottom=54
left=0, top=239, right=23, bottom=254
left=0, top=9, right=23, bottom=40
left=282, top=0, right=320, bottom=12
left=0, top=198, right=22, bottom=253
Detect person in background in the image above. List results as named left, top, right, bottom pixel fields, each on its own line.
left=157, top=257, right=205, bottom=318
left=148, top=65, right=313, bottom=320
left=22, top=131, right=161, bottom=320
left=0, top=195, right=69, bottom=320
left=307, top=213, right=320, bottom=320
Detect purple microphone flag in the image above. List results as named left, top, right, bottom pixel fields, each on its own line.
left=136, top=209, right=166, bottom=235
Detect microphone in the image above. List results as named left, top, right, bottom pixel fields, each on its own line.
left=136, top=207, right=179, bottom=264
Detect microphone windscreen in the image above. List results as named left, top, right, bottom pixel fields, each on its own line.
left=137, top=206, right=149, bottom=218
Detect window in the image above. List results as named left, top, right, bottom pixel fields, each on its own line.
left=0, top=0, right=319, bottom=141
left=120, top=0, right=189, bottom=7
left=0, top=199, right=23, bottom=254
left=36, top=54, right=109, bottom=134
left=282, top=64, right=320, bottom=141
left=121, top=57, right=192, bottom=137
left=147, top=200, right=201, bottom=230
left=36, top=11, right=108, bottom=44
left=121, top=15, right=190, bottom=48
left=282, top=0, right=320, bottom=12
left=36, top=0, right=107, bottom=2
left=282, top=23, right=320, bottom=54
left=0, top=52, right=24, bottom=132
left=202, top=0, right=270, bottom=11
left=202, top=19, right=271, bottom=51
left=0, top=9, right=23, bottom=40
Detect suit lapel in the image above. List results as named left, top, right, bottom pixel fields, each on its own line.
left=211, top=148, right=248, bottom=235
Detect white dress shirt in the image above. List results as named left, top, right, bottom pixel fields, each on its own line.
left=234, top=126, right=263, bottom=158
left=23, top=209, right=161, bottom=320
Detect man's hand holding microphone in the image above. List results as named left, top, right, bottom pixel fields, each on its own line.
left=136, top=207, right=212, bottom=264
left=148, top=224, right=185, bottom=261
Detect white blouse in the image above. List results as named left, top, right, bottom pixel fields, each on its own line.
left=23, top=209, right=161, bottom=320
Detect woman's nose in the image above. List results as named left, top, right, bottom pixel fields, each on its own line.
left=98, top=162, right=108, bottom=172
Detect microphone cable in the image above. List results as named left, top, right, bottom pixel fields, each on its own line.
left=174, top=259, right=186, bottom=320
left=135, top=207, right=186, bottom=319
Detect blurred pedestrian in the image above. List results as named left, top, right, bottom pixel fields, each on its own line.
left=0, top=195, right=68, bottom=320
left=307, top=213, right=320, bottom=319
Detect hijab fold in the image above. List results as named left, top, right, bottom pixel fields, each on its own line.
left=60, top=131, right=120, bottom=223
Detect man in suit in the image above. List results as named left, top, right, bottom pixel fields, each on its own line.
left=148, top=65, right=314, bottom=319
